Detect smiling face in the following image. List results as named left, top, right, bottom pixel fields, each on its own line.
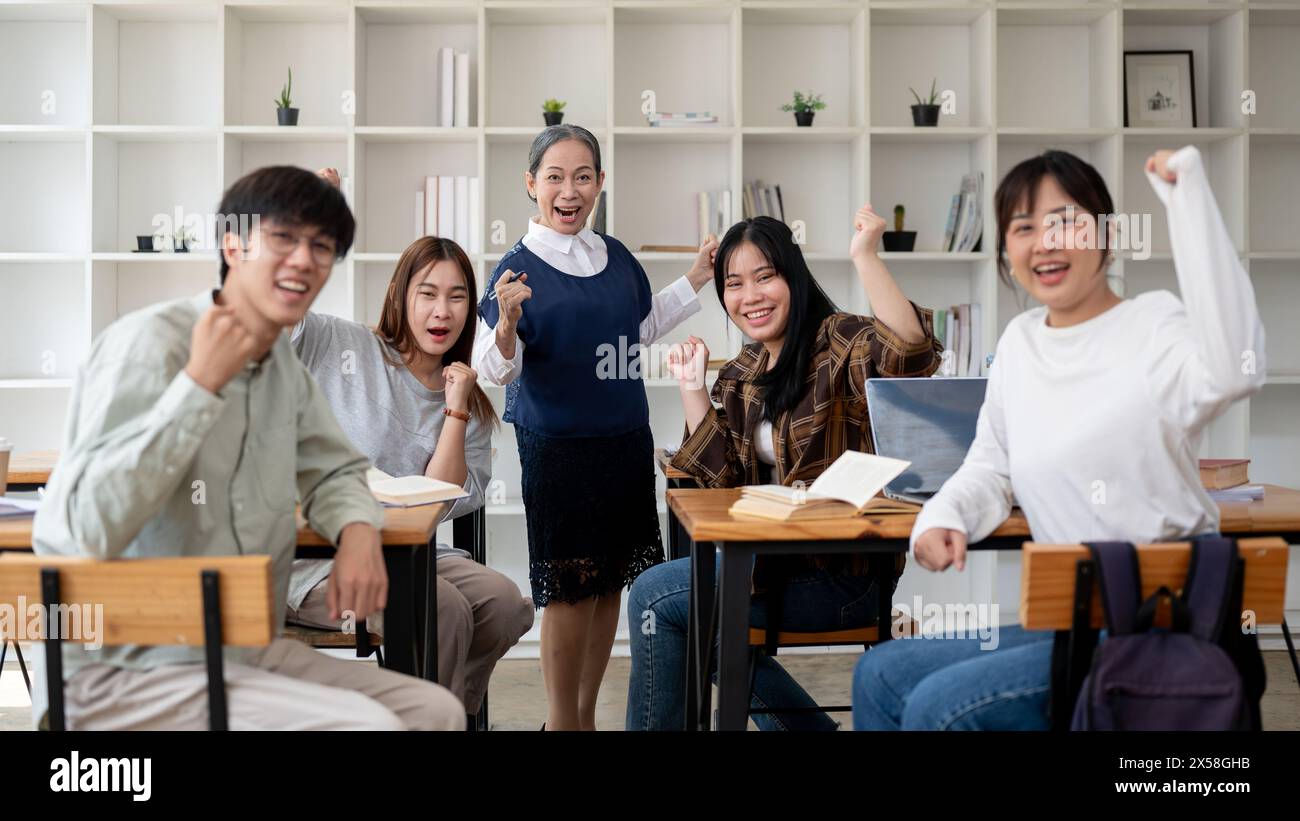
left=1004, top=174, right=1114, bottom=320
left=405, top=259, right=471, bottom=359
left=222, top=218, right=338, bottom=331
left=721, top=241, right=791, bottom=349
left=526, top=138, right=604, bottom=234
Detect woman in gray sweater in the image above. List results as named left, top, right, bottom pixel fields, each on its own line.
left=288, top=227, right=533, bottom=718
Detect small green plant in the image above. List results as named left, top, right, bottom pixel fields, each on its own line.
left=781, top=91, right=827, bottom=114
left=275, top=67, right=293, bottom=110
left=542, top=98, right=566, bottom=113
left=173, top=226, right=194, bottom=248
left=894, top=204, right=906, bottom=233
left=909, top=79, right=939, bottom=107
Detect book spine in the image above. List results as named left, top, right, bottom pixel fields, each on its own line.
left=439, top=48, right=454, bottom=128
left=438, top=175, right=454, bottom=239
left=942, top=193, right=960, bottom=252
left=424, top=176, right=438, bottom=237
left=468, top=177, right=481, bottom=254
left=454, top=175, right=469, bottom=248
left=454, top=52, right=470, bottom=127
left=415, top=191, right=425, bottom=241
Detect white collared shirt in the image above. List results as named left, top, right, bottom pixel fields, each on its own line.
left=472, top=216, right=702, bottom=385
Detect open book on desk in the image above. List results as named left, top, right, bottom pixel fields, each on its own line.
left=366, top=468, right=469, bottom=508
left=728, top=451, right=921, bottom=522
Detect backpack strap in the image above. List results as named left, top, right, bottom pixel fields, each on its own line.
left=1189, top=534, right=1266, bottom=730
left=1182, top=535, right=1238, bottom=643
left=1083, top=541, right=1143, bottom=635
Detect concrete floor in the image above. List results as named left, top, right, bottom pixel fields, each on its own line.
left=3, top=651, right=1296, bottom=731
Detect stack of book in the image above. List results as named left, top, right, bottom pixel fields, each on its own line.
left=647, top=111, right=717, bottom=127
left=932, top=303, right=983, bottom=377
left=697, top=190, right=732, bottom=244
left=1199, top=459, right=1263, bottom=501
left=742, top=181, right=784, bottom=222
left=941, top=172, right=984, bottom=252
left=436, top=47, right=473, bottom=128
left=728, top=451, right=920, bottom=522
left=415, top=176, right=482, bottom=253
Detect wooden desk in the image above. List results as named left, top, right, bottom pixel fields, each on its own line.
left=5, top=451, right=57, bottom=491
left=667, top=485, right=1300, bottom=732
left=655, top=449, right=697, bottom=562
left=0, top=503, right=447, bottom=682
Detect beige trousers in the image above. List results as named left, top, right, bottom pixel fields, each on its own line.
left=287, top=555, right=534, bottom=713
left=64, top=638, right=465, bottom=730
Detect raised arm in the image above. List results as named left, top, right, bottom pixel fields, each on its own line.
left=1144, top=147, right=1266, bottom=433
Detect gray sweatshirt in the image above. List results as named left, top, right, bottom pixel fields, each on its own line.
left=288, top=311, right=493, bottom=608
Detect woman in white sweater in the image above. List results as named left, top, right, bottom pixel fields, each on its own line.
left=852, top=146, right=1266, bottom=730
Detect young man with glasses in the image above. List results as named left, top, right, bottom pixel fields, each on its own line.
left=31, top=165, right=465, bottom=730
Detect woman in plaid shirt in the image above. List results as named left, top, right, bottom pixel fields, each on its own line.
left=625, top=211, right=943, bottom=731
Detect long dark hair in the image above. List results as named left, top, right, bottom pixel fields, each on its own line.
left=714, top=216, right=838, bottom=423
left=375, top=236, right=498, bottom=429
left=994, top=150, right=1115, bottom=287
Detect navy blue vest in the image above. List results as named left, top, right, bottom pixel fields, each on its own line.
left=478, top=235, right=652, bottom=438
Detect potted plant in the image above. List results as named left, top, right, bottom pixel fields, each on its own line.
left=172, top=227, right=194, bottom=253
left=881, top=204, right=917, bottom=252
left=910, top=79, right=940, bottom=127
left=542, top=98, right=565, bottom=127
left=276, top=67, right=298, bottom=126
left=781, top=91, right=826, bottom=127
left=135, top=234, right=155, bottom=252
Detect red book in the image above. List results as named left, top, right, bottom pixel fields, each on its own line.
left=1199, top=459, right=1250, bottom=490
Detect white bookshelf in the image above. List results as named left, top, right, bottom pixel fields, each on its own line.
left=3, top=0, right=1298, bottom=651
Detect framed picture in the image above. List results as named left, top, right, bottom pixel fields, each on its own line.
left=1124, top=50, right=1197, bottom=128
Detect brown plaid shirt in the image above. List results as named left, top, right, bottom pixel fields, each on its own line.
left=670, top=306, right=942, bottom=584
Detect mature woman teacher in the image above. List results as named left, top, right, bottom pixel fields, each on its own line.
left=473, top=124, right=717, bottom=730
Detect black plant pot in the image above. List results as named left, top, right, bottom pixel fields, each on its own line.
left=794, top=111, right=815, bottom=127
left=136, top=235, right=155, bottom=252
left=881, top=231, right=917, bottom=252
left=911, top=104, right=940, bottom=127
left=543, top=111, right=564, bottom=126
left=277, top=107, right=299, bottom=126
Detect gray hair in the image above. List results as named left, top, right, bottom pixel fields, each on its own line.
left=526, top=124, right=602, bottom=203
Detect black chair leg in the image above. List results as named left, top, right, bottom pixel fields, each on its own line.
left=0, top=641, right=27, bottom=696
left=1282, top=618, right=1300, bottom=690
left=13, top=641, right=31, bottom=696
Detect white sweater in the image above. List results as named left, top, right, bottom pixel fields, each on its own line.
left=912, top=146, right=1266, bottom=551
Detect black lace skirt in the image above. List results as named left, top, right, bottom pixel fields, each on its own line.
left=515, top=423, right=664, bottom=608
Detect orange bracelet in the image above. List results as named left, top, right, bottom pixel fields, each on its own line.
left=444, top=407, right=471, bottom=422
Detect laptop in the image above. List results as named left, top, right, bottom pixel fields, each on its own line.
left=865, top=377, right=988, bottom=505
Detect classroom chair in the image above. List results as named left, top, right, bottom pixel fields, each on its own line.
left=1020, top=537, right=1297, bottom=730
left=740, top=554, right=914, bottom=721
left=0, top=553, right=275, bottom=731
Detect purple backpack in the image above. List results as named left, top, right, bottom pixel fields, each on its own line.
left=1054, top=537, right=1265, bottom=731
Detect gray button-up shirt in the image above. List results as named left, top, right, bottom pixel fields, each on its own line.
left=30, top=290, right=384, bottom=725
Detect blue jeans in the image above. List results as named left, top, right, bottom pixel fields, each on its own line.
left=626, top=556, right=881, bottom=731
left=852, top=625, right=1055, bottom=730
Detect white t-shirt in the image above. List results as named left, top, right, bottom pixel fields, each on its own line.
left=912, top=146, right=1266, bottom=551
